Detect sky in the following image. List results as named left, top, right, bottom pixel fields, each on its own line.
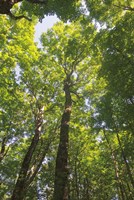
left=15, top=15, right=59, bottom=78
left=34, top=15, right=59, bottom=45
left=34, top=1, right=87, bottom=45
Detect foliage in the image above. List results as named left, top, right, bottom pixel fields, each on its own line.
left=0, top=0, right=82, bottom=22
left=0, top=2, right=134, bottom=199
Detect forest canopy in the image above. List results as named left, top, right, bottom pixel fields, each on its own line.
left=0, top=0, right=82, bottom=21
left=0, top=0, right=134, bottom=200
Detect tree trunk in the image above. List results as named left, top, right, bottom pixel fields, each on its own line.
left=11, top=110, right=43, bottom=200
left=53, top=75, right=72, bottom=200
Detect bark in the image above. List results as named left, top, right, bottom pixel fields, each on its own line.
left=11, top=109, right=43, bottom=200
left=0, top=0, right=22, bottom=15
left=53, top=75, right=72, bottom=200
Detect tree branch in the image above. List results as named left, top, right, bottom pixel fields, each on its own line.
left=113, top=4, right=134, bottom=11
left=27, top=0, right=48, bottom=4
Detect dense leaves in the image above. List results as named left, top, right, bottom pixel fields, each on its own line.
left=0, top=2, right=134, bottom=200
left=0, top=0, right=82, bottom=21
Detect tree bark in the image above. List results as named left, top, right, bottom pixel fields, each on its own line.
left=11, top=109, right=43, bottom=200
left=0, top=0, right=22, bottom=15
left=53, top=75, right=72, bottom=200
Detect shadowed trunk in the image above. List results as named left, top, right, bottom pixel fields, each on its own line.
left=11, top=109, right=43, bottom=200
left=53, top=75, right=72, bottom=200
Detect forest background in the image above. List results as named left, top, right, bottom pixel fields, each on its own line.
left=0, top=0, right=134, bottom=200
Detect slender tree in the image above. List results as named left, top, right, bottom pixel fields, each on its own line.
left=53, top=73, right=72, bottom=200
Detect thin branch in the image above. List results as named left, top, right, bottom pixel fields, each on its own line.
left=113, top=4, right=134, bottom=11
left=27, top=0, right=48, bottom=4
left=0, top=136, right=11, bottom=161
left=70, top=90, right=83, bottom=99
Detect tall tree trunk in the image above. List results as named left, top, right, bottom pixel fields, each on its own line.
left=53, top=75, right=72, bottom=200
left=11, top=109, right=43, bottom=200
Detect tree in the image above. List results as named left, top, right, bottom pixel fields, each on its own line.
left=0, top=0, right=82, bottom=21
left=40, top=19, right=97, bottom=199
left=0, top=16, right=56, bottom=199
left=0, top=2, right=134, bottom=199
left=85, top=0, right=134, bottom=25
left=85, top=2, right=134, bottom=198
